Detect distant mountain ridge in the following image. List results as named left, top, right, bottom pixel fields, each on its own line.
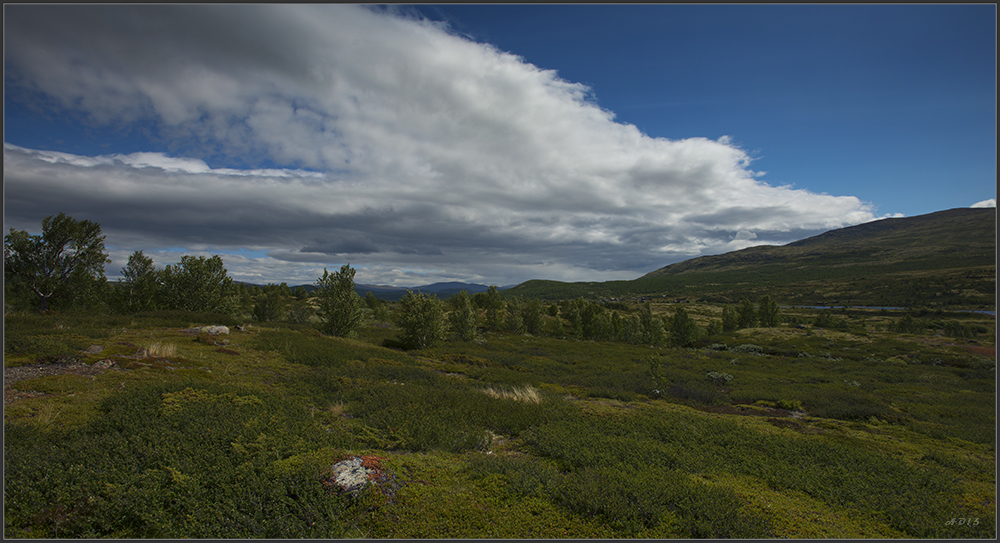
left=240, top=280, right=513, bottom=301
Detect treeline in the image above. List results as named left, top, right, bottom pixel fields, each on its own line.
left=4, top=213, right=788, bottom=350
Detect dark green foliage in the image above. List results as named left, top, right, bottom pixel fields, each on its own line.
left=112, top=250, right=160, bottom=314
left=647, top=356, right=665, bottom=398
left=721, top=307, right=738, bottom=332
left=668, top=306, right=699, bottom=347
left=737, top=299, right=757, bottom=328
left=3, top=382, right=352, bottom=538
left=517, top=406, right=964, bottom=538
left=757, top=295, right=780, bottom=327
left=941, top=320, right=974, bottom=338
left=293, top=286, right=308, bottom=300
left=812, top=311, right=849, bottom=329
left=395, top=291, right=447, bottom=349
left=639, top=302, right=664, bottom=345
left=159, top=255, right=239, bottom=316
left=504, top=296, right=526, bottom=334
left=252, top=289, right=285, bottom=322
left=482, top=286, right=504, bottom=330
left=286, top=304, right=314, bottom=325
left=448, top=290, right=478, bottom=342
left=316, top=264, right=364, bottom=338
left=4, top=212, right=110, bottom=312
left=522, top=298, right=545, bottom=335
left=890, top=314, right=923, bottom=334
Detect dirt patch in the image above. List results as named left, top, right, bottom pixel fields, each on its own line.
left=4, top=361, right=119, bottom=404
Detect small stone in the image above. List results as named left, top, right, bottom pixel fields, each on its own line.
left=93, top=359, right=114, bottom=369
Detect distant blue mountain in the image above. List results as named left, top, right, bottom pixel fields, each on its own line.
left=241, top=280, right=517, bottom=301
left=354, top=281, right=504, bottom=301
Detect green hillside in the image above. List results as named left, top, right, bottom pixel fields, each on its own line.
left=509, top=208, right=996, bottom=308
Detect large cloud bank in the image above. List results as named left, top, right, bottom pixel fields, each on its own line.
left=3, top=5, right=875, bottom=286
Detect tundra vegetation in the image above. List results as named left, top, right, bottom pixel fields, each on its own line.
left=3, top=213, right=996, bottom=539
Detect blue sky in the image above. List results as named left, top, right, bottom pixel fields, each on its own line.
left=4, top=4, right=995, bottom=287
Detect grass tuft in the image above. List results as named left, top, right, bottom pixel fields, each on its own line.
left=482, top=384, right=542, bottom=404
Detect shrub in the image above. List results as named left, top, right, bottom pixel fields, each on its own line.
left=666, top=381, right=728, bottom=406
left=731, top=344, right=764, bottom=356
left=395, top=291, right=447, bottom=349
left=316, top=264, right=364, bottom=338
left=706, top=371, right=733, bottom=385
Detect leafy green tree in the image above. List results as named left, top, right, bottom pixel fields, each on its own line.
left=522, top=298, right=545, bottom=335
left=889, top=313, right=922, bottom=334
left=737, top=298, right=758, bottom=329
left=562, top=298, right=586, bottom=337
left=4, top=212, right=110, bottom=312
left=669, top=306, right=699, bottom=347
left=581, top=302, right=605, bottom=339
left=611, top=311, right=625, bottom=341
left=483, top=285, right=504, bottom=330
left=622, top=314, right=642, bottom=344
left=590, top=311, right=614, bottom=341
left=721, top=306, right=738, bottom=332
left=364, top=291, right=380, bottom=310
left=114, top=250, right=160, bottom=313
left=316, top=264, right=364, bottom=337
left=639, top=302, right=664, bottom=345
left=648, top=355, right=666, bottom=398
left=396, top=290, right=447, bottom=348
left=705, top=319, right=722, bottom=336
left=293, top=286, right=308, bottom=300
left=252, top=289, right=284, bottom=322
left=757, top=295, right=780, bottom=327
left=448, top=290, right=477, bottom=342
left=159, top=255, right=239, bottom=315
left=504, top=296, right=526, bottom=334
left=286, top=303, right=314, bottom=325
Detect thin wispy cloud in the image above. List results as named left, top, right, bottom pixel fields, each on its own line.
left=4, top=5, right=880, bottom=286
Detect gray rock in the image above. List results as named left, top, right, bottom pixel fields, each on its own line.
left=330, top=457, right=373, bottom=496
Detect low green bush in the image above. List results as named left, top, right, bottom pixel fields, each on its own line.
left=3, top=381, right=353, bottom=538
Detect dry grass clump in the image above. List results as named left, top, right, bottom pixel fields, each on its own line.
left=482, top=384, right=542, bottom=404
left=146, top=342, right=177, bottom=358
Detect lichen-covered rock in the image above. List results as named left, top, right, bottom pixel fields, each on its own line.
left=329, top=457, right=371, bottom=496
left=185, top=325, right=230, bottom=335
left=325, top=455, right=397, bottom=498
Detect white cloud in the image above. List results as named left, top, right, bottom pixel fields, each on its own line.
left=3, top=5, right=877, bottom=286
left=971, top=199, right=996, bottom=208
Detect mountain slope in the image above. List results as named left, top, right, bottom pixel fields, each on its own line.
left=642, top=207, right=996, bottom=279
left=509, top=207, right=996, bottom=307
